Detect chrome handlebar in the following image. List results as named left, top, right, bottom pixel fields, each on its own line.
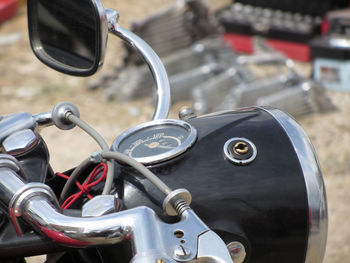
left=0, top=154, right=233, bottom=263
left=0, top=102, right=81, bottom=145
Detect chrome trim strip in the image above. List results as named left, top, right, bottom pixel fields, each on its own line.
left=259, top=107, right=328, bottom=263
left=112, top=119, right=197, bottom=165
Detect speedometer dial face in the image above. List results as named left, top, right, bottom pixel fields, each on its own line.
left=112, top=119, right=197, bottom=165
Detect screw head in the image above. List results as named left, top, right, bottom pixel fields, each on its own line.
left=174, top=244, right=191, bottom=260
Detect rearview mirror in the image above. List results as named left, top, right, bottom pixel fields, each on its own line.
left=27, top=0, right=171, bottom=120
left=27, top=0, right=107, bottom=76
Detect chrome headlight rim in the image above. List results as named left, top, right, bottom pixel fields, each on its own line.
left=258, top=106, right=328, bottom=263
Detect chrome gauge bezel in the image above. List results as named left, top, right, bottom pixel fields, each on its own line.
left=112, top=119, right=197, bottom=165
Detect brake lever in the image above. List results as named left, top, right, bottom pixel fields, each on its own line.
left=196, top=230, right=233, bottom=263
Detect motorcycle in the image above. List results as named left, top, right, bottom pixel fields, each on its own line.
left=0, top=0, right=327, bottom=262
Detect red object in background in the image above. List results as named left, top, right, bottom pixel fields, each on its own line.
left=0, top=0, right=19, bottom=23
left=223, top=33, right=254, bottom=54
left=223, top=33, right=311, bottom=62
left=266, top=39, right=310, bottom=62
left=321, top=16, right=330, bottom=35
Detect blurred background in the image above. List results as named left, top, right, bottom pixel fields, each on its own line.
left=1, top=0, right=350, bottom=262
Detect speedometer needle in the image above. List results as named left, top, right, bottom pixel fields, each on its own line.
left=145, top=143, right=174, bottom=149
left=156, top=145, right=175, bottom=149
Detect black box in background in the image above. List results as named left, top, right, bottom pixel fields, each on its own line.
left=218, top=0, right=350, bottom=43
left=217, top=0, right=349, bottom=61
left=234, top=0, right=349, bottom=17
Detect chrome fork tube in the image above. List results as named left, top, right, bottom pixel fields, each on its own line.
left=105, top=9, right=171, bottom=120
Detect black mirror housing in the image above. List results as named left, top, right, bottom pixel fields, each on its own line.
left=27, top=0, right=108, bottom=76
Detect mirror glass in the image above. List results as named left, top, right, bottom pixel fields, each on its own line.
left=29, top=0, right=102, bottom=74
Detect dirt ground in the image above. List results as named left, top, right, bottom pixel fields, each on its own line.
left=1, top=1, right=350, bottom=262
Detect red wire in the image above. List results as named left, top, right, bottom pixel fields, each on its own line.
left=56, top=163, right=108, bottom=210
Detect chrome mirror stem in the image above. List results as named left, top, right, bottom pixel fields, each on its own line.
left=105, top=9, right=171, bottom=120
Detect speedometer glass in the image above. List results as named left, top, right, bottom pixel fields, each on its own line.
left=112, top=119, right=197, bottom=165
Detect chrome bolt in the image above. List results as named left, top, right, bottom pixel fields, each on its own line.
left=179, top=107, right=196, bottom=121
left=227, top=241, right=246, bottom=263
left=174, top=244, right=191, bottom=260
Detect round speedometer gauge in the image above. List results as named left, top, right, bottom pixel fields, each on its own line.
left=112, top=119, right=197, bottom=165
